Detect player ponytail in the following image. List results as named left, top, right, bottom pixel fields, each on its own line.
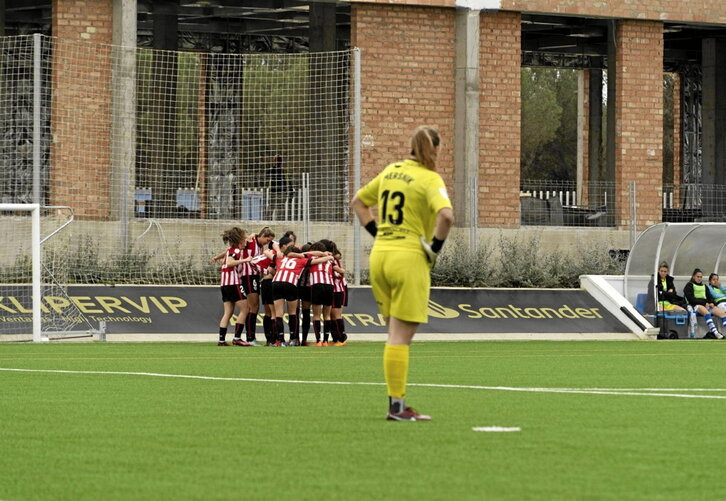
left=258, top=226, right=275, bottom=238
left=222, top=226, right=246, bottom=247
left=410, top=126, right=440, bottom=171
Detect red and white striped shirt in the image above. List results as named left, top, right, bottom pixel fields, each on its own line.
left=309, top=260, right=333, bottom=286
left=273, top=256, right=311, bottom=285
left=238, top=238, right=263, bottom=276
left=251, top=253, right=273, bottom=275
left=333, top=258, right=347, bottom=293
left=220, top=247, right=242, bottom=286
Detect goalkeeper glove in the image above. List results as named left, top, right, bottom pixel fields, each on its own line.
left=420, top=236, right=445, bottom=266
left=364, top=220, right=378, bottom=237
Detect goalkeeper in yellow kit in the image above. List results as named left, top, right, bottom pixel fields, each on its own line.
left=351, top=126, right=454, bottom=421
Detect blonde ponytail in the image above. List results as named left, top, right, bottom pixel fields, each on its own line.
left=410, top=126, right=440, bottom=170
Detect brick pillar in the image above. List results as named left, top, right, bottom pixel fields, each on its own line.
left=614, top=20, right=663, bottom=230
left=51, top=0, right=113, bottom=219
left=479, top=11, right=520, bottom=228
left=351, top=4, right=456, bottom=196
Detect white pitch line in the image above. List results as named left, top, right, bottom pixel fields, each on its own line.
left=3, top=367, right=726, bottom=400
left=473, top=426, right=521, bottom=432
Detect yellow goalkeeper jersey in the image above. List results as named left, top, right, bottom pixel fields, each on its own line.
left=356, top=158, right=452, bottom=253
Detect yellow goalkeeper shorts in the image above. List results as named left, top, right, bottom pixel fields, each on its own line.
left=369, top=249, right=430, bottom=324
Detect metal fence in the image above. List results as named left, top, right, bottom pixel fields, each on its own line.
left=520, top=179, right=615, bottom=227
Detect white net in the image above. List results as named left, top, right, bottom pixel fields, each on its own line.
left=0, top=35, right=357, bottom=288
left=0, top=205, right=99, bottom=341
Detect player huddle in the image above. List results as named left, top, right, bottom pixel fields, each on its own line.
left=213, top=226, right=348, bottom=347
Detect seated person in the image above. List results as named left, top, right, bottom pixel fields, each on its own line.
left=706, top=273, right=726, bottom=331
left=645, top=261, right=686, bottom=314
left=684, top=268, right=724, bottom=339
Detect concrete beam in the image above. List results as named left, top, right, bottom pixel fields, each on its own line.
left=454, top=8, right=480, bottom=234
left=112, top=0, right=137, bottom=249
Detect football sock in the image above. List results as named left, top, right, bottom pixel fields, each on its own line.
left=313, top=320, right=321, bottom=342
left=246, top=312, right=257, bottom=342
left=233, top=319, right=244, bottom=340
left=218, top=327, right=227, bottom=343
left=275, top=317, right=285, bottom=341
left=301, top=309, right=311, bottom=338
left=706, top=314, right=718, bottom=333
left=262, top=316, right=271, bottom=342
left=721, top=316, right=726, bottom=328
left=389, top=397, right=405, bottom=414
left=383, top=343, right=409, bottom=400
left=289, top=314, right=298, bottom=341
left=324, top=320, right=332, bottom=342
left=336, top=318, right=347, bottom=342
left=331, top=318, right=341, bottom=342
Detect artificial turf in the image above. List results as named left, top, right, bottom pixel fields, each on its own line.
left=2, top=340, right=726, bottom=500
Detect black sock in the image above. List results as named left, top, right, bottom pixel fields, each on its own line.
left=301, top=309, right=311, bottom=341
left=330, top=320, right=343, bottom=342
left=336, top=319, right=347, bottom=342
left=289, top=314, right=298, bottom=342
left=313, top=320, right=321, bottom=342
left=323, top=320, right=331, bottom=342
left=270, top=316, right=277, bottom=343
left=234, top=320, right=244, bottom=339
left=263, top=316, right=272, bottom=343
left=219, top=327, right=227, bottom=342
left=389, top=397, right=404, bottom=414
left=246, top=312, right=257, bottom=342
left=275, top=318, right=285, bottom=341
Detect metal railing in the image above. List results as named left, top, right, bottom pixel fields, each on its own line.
left=663, top=183, right=726, bottom=222
left=520, top=179, right=615, bottom=227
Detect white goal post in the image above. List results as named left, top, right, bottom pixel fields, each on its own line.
left=0, top=204, right=41, bottom=342
left=0, top=203, right=106, bottom=342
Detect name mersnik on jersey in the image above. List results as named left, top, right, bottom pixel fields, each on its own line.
left=383, top=170, right=414, bottom=183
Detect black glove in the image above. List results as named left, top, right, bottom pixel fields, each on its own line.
left=364, top=220, right=377, bottom=237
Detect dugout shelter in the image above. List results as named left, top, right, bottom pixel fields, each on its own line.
left=624, top=223, right=726, bottom=315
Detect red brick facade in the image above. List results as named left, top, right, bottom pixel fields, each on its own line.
left=614, top=20, right=663, bottom=229
left=50, top=0, right=113, bottom=219
left=351, top=4, right=456, bottom=191
left=478, top=11, right=521, bottom=227
left=39, top=1, right=696, bottom=230
left=354, top=0, right=726, bottom=24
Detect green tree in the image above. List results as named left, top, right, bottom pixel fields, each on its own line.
left=521, top=67, right=562, bottom=179
left=521, top=68, right=579, bottom=181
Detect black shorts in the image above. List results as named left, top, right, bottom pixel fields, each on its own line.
left=298, top=285, right=312, bottom=302
left=240, top=274, right=260, bottom=297
left=220, top=284, right=244, bottom=303
left=311, top=284, right=334, bottom=306
left=333, top=288, right=348, bottom=308
left=260, top=278, right=274, bottom=305
left=273, top=281, right=298, bottom=302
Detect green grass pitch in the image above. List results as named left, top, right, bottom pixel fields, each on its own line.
left=2, top=340, right=726, bottom=500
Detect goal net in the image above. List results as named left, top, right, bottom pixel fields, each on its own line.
left=0, top=35, right=359, bottom=291
left=0, top=204, right=104, bottom=342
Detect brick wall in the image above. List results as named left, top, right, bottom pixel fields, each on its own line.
left=351, top=4, right=456, bottom=193
left=50, top=0, right=113, bottom=219
left=352, top=1, right=726, bottom=24
left=614, top=20, right=663, bottom=229
left=501, top=0, right=726, bottom=24
left=478, top=11, right=521, bottom=227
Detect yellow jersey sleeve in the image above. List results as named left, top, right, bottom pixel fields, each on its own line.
left=356, top=171, right=382, bottom=208
left=425, top=172, right=453, bottom=215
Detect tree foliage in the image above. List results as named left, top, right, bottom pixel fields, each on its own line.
left=521, top=67, right=579, bottom=181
